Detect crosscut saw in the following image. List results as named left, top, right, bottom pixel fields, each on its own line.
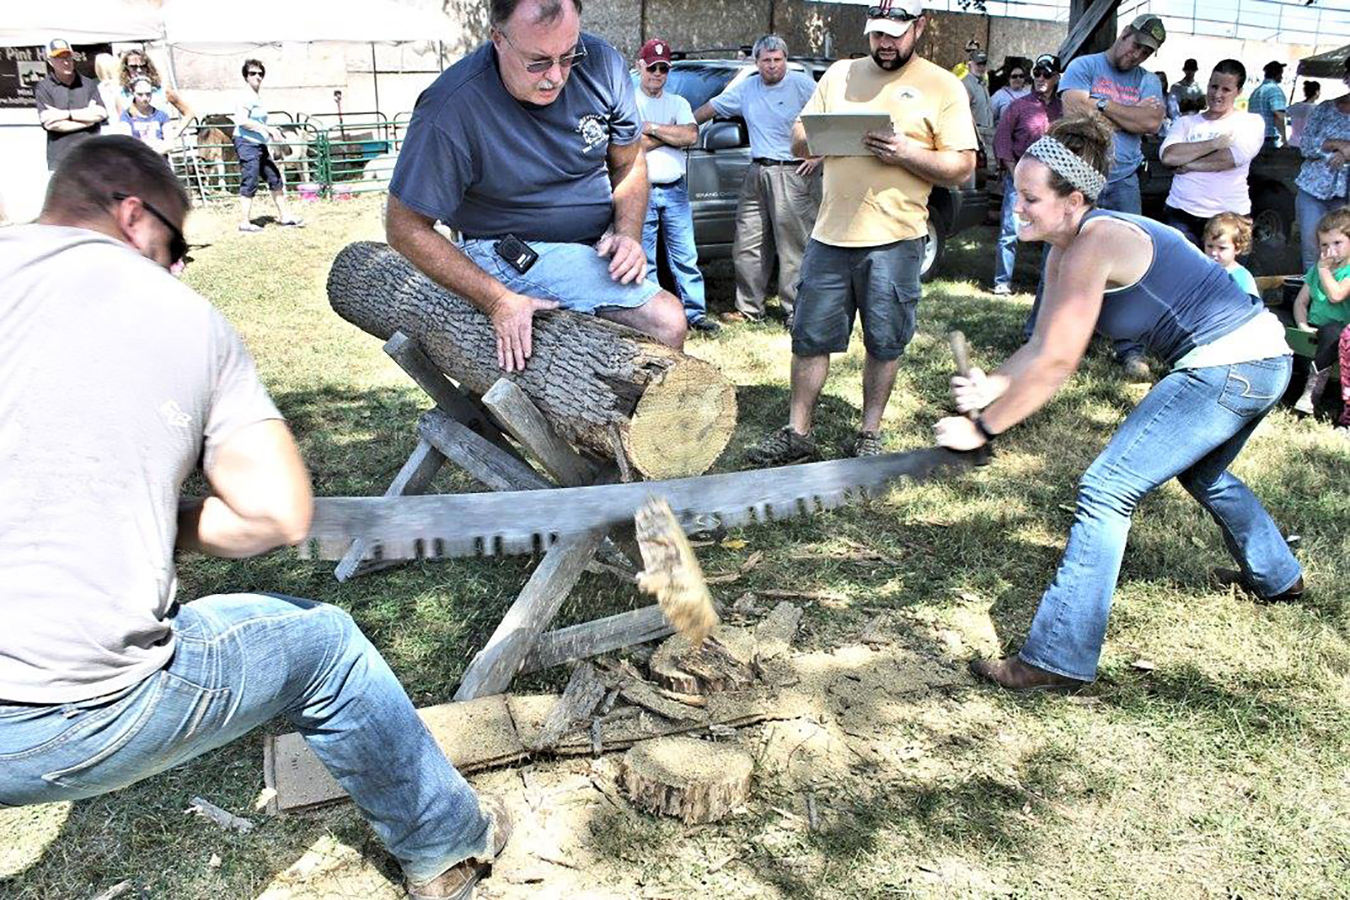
left=299, top=446, right=978, bottom=561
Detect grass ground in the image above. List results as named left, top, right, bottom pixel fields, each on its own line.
left=2, top=196, right=1347, bottom=900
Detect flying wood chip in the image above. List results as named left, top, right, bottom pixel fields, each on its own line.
left=635, top=496, right=719, bottom=646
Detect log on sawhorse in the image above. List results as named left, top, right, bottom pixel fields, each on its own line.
left=335, top=331, right=677, bottom=699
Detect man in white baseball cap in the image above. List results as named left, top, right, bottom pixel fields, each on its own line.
left=745, top=0, right=978, bottom=465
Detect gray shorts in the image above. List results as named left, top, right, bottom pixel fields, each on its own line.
left=790, top=238, right=923, bottom=362
left=461, top=238, right=661, bottom=313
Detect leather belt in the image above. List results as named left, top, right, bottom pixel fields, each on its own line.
left=752, top=158, right=800, bottom=167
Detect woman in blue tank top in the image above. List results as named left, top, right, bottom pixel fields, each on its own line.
left=934, top=115, right=1301, bottom=691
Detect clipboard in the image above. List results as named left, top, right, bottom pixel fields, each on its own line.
left=800, top=112, right=894, bottom=156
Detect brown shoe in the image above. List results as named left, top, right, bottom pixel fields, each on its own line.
left=719, top=311, right=762, bottom=324
left=969, top=656, right=1086, bottom=692
left=1213, top=568, right=1306, bottom=603
left=406, top=795, right=513, bottom=900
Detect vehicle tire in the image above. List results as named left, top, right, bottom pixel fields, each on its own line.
left=920, top=217, right=946, bottom=282
left=1250, top=185, right=1294, bottom=247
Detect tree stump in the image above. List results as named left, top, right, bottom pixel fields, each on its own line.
left=621, top=736, right=753, bottom=824
left=327, top=241, right=737, bottom=478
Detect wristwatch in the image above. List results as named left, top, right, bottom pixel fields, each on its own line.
left=1095, top=97, right=1109, bottom=112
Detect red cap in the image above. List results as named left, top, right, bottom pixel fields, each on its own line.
left=639, top=38, right=672, bottom=66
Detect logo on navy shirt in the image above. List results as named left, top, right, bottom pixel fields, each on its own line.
left=576, top=114, right=607, bottom=152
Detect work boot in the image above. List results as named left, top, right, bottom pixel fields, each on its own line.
left=689, top=316, right=722, bottom=334
left=969, top=657, right=1086, bottom=692
left=719, top=311, right=761, bottom=325
left=406, top=795, right=513, bottom=900
left=1212, top=568, right=1306, bottom=603
left=745, top=426, right=818, bottom=466
left=1293, top=365, right=1331, bottom=415
left=1119, top=352, right=1151, bottom=382
left=848, top=430, right=885, bottom=458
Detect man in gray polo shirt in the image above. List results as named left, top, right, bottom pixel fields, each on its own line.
left=388, top=0, right=687, bottom=374
left=33, top=38, right=106, bottom=171
left=694, top=34, right=820, bottom=324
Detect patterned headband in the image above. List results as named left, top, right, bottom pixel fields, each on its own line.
left=1025, top=135, right=1106, bottom=202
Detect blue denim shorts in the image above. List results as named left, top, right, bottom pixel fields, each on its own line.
left=461, top=238, right=662, bottom=313
left=791, top=237, right=923, bottom=361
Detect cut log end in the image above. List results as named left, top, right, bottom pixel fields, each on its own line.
left=621, top=736, right=753, bottom=824
left=622, top=358, right=737, bottom=479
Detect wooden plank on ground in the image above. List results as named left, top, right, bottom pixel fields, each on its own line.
left=529, top=662, right=608, bottom=751
left=334, top=438, right=446, bottom=582
left=521, top=605, right=675, bottom=674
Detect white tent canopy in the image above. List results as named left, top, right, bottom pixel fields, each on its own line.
left=161, top=0, right=447, bottom=47
left=0, top=0, right=164, bottom=46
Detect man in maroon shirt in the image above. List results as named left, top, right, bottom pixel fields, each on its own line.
left=991, top=52, right=1061, bottom=295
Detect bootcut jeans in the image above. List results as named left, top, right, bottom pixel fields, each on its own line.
left=1019, top=356, right=1302, bottom=682
left=0, top=593, right=490, bottom=884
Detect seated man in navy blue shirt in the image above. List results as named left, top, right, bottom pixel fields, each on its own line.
left=387, top=0, right=687, bottom=372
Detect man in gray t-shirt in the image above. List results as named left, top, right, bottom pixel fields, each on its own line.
left=694, top=34, right=821, bottom=323
left=1, top=136, right=509, bottom=897
left=388, top=0, right=687, bottom=374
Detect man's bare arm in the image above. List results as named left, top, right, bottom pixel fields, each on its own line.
left=607, top=139, right=648, bottom=242
left=644, top=121, right=698, bottom=148
left=1062, top=89, right=1163, bottom=135
left=693, top=101, right=717, bottom=124
left=385, top=195, right=557, bottom=372
left=177, top=419, right=312, bottom=558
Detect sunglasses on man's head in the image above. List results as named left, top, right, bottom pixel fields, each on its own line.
left=867, top=6, right=918, bottom=22
left=111, top=192, right=187, bottom=266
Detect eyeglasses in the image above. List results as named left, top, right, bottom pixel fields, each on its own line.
left=497, top=30, right=587, bottom=74
left=645, top=62, right=670, bottom=74
left=867, top=6, right=918, bottom=22
left=127, top=62, right=149, bottom=71
left=1009, top=72, right=1026, bottom=79
left=133, top=92, right=153, bottom=98
left=246, top=70, right=264, bottom=78
left=111, top=192, right=187, bottom=266
left=1032, top=67, right=1053, bottom=77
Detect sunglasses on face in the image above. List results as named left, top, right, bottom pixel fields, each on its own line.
left=1009, top=72, right=1026, bottom=79
left=112, top=192, right=187, bottom=266
left=128, top=62, right=148, bottom=70
left=646, top=62, right=670, bottom=74
left=246, top=70, right=264, bottom=77
left=498, top=30, right=587, bottom=74
left=867, top=6, right=918, bottom=22
left=133, top=92, right=152, bottom=98
left=1032, top=67, right=1053, bottom=78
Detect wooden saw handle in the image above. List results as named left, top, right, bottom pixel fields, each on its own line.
left=948, top=330, right=993, bottom=465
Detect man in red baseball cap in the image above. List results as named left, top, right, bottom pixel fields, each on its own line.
left=634, top=38, right=718, bottom=332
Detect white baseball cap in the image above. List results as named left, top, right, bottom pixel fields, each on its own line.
left=864, top=0, right=924, bottom=38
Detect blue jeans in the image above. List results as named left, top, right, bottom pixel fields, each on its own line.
left=642, top=178, right=707, bottom=322
left=1019, top=357, right=1301, bottom=681
left=994, top=173, right=1018, bottom=289
left=1297, top=188, right=1346, bottom=272
left=1023, top=172, right=1144, bottom=362
left=0, top=594, right=489, bottom=883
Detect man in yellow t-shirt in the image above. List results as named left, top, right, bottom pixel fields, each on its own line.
left=745, top=0, right=977, bottom=465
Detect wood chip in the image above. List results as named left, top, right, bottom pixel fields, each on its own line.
left=620, top=680, right=708, bottom=722
left=805, top=793, right=820, bottom=832
left=86, top=883, right=135, bottom=900
left=186, top=796, right=254, bottom=833
left=531, top=662, right=608, bottom=751
left=754, top=602, right=803, bottom=662
left=1130, top=658, right=1156, bottom=672
left=758, top=588, right=844, bottom=602
left=859, top=614, right=890, bottom=648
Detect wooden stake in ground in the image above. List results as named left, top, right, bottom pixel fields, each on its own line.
left=621, top=736, right=753, bottom=824
left=327, top=241, right=737, bottom=478
left=635, top=496, right=719, bottom=646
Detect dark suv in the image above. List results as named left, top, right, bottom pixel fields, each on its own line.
left=664, top=57, right=989, bottom=281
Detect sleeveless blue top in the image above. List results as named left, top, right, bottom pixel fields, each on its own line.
left=1084, top=210, right=1263, bottom=366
